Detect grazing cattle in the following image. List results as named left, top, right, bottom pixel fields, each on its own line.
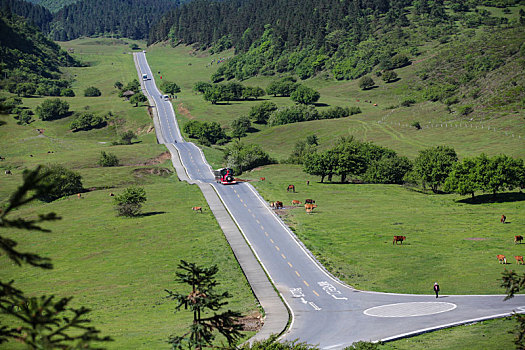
left=275, top=201, right=283, bottom=209
left=501, top=215, right=506, bottom=223
left=515, top=235, right=523, bottom=244
left=270, top=201, right=275, bottom=208
left=260, top=177, right=265, bottom=181
left=306, top=208, right=313, bottom=214
left=305, top=199, right=315, bottom=204
left=192, top=206, right=203, bottom=213
left=515, top=256, right=524, bottom=265
left=77, top=193, right=82, bottom=199
left=0, top=156, right=5, bottom=160
left=109, top=193, right=115, bottom=197
left=306, top=180, right=309, bottom=186
left=5, top=170, right=11, bottom=175
left=287, top=184, right=295, bottom=192
left=393, top=235, right=406, bottom=245
left=291, top=200, right=302, bottom=206
left=304, top=203, right=317, bottom=211
left=497, top=254, right=507, bottom=264
left=29, top=154, right=33, bottom=157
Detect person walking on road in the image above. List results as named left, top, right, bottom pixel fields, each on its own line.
left=434, top=282, right=440, bottom=298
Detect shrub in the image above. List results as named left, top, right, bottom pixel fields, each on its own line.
left=224, top=142, right=275, bottom=174
left=15, top=109, right=33, bottom=125
left=35, top=98, right=70, bottom=121
left=98, top=151, right=119, bottom=167
left=160, top=81, right=181, bottom=95
left=60, top=88, right=75, bottom=97
left=363, top=156, right=413, bottom=184
left=70, top=112, right=105, bottom=131
left=359, top=76, right=375, bottom=90
left=117, top=130, right=136, bottom=145
left=411, top=121, right=421, bottom=130
left=400, top=98, right=416, bottom=107
left=35, top=164, right=83, bottom=201
left=290, top=85, right=320, bottom=105
left=114, top=186, right=147, bottom=217
left=84, top=86, right=101, bottom=97
left=381, top=70, right=398, bottom=83
left=0, top=96, right=22, bottom=114
left=458, top=105, right=473, bottom=115
left=249, top=101, right=277, bottom=124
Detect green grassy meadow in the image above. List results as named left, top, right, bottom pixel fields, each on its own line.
left=0, top=38, right=258, bottom=349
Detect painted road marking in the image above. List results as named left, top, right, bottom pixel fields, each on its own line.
left=265, top=232, right=269, bottom=236
left=288, top=262, right=293, bottom=268
left=243, top=203, right=247, bottom=207
left=303, top=280, right=310, bottom=287
left=290, top=288, right=304, bottom=298
left=300, top=297, right=308, bottom=304
left=364, top=302, right=457, bottom=318
left=270, top=239, right=274, bottom=243
left=256, top=219, right=260, bottom=224
left=295, top=271, right=301, bottom=277
left=281, top=254, right=286, bottom=259
left=248, top=208, right=252, bottom=212
left=240, top=199, right=243, bottom=202
left=261, top=225, right=264, bottom=230
left=313, top=290, right=320, bottom=297
left=275, top=246, right=280, bottom=251
left=309, top=302, right=321, bottom=311
left=318, top=281, right=348, bottom=300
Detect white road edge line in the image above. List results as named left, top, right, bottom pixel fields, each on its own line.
left=211, top=183, right=294, bottom=339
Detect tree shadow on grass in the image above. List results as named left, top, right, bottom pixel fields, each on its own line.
left=139, top=211, right=166, bottom=217
left=458, top=192, right=525, bottom=204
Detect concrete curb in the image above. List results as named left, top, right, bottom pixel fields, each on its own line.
left=133, top=54, right=289, bottom=342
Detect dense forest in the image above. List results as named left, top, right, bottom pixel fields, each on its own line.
left=27, top=0, right=78, bottom=13
left=149, top=0, right=525, bottom=81
left=1, top=0, right=182, bottom=41
left=0, top=9, right=80, bottom=96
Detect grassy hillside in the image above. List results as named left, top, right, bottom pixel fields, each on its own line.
left=0, top=38, right=259, bottom=349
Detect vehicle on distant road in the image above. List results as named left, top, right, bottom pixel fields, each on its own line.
left=214, top=168, right=236, bottom=185
left=142, top=73, right=148, bottom=80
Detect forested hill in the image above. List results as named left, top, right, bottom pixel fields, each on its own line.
left=0, top=10, right=79, bottom=95
left=1, top=0, right=182, bottom=41
left=0, top=0, right=52, bottom=32
left=26, top=0, right=78, bottom=13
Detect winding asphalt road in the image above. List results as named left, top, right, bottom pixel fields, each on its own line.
left=135, top=52, right=525, bottom=349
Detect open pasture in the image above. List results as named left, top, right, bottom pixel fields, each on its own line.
left=248, top=164, right=525, bottom=295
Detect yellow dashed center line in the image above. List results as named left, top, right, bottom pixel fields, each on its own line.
left=295, top=271, right=300, bottom=277
left=275, top=246, right=280, bottom=251
left=270, top=239, right=274, bottom=244
left=256, top=220, right=260, bottom=224
left=248, top=208, right=251, bottom=213
left=313, top=290, right=320, bottom=297
left=281, top=254, right=286, bottom=259
left=288, top=262, right=293, bottom=268
left=240, top=199, right=243, bottom=202
left=303, top=280, right=310, bottom=287
left=243, top=203, right=247, bottom=207
left=261, top=226, right=264, bottom=230
left=264, top=232, right=269, bottom=236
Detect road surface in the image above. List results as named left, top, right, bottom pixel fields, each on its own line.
left=134, top=52, right=525, bottom=349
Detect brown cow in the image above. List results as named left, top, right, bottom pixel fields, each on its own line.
left=291, top=200, right=302, bottom=206
left=501, top=215, right=506, bottom=223
left=192, top=206, right=203, bottom=213
left=270, top=201, right=275, bottom=208
left=305, top=199, right=315, bottom=204
left=515, top=235, right=523, bottom=244
left=304, top=203, right=317, bottom=211
left=393, top=236, right=406, bottom=245
left=515, top=256, right=524, bottom=265
left=287, top=184, right=295, bottom=192
left=77, top=193, right=82, bottom=199
left=275, top=201, right=283, bottom=209
left=497, top=254, right=507, bottom=264
left=306, top=208, right=313, bottom=214
left=260, top=177, right=265, bottom=181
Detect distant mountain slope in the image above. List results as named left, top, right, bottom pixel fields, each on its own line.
left=0, top=10, right=79, bottom=95
left=0, top=0, right=52, bottom=32
left=49, top=0, right=180, bottom=40
left=26, top=0, right=78, bottom=13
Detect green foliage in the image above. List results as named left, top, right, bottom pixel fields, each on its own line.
left=183, top=120, right=227, bottom=145
left=201, top=82, right=266, bottom=104
left=248, top=101, right=277, bottom=124
left=114, top=186, right=147, bottom=217
left=359, top=76, right=375, bottom=90
left=84, top=86, right=101, bottom=97
left=114, top=81, right=123, bottom=90
left=223, top=141, right=274, bottom=174
left=160, top=80, right=181, bottom=95
left=14, top=109, right=33, bottom=125
left=268, top=105, right=358, bottom=127
left=60, top=87, right=75, bottom=97
left=230, top=116, right=251, bottom=140
left=35, top=98, right=70, bottom=121
left=37, top=164, right=83, bottom=202
left=240, top=336, right=318, bottom=349
left=123, top=79, right=141, bottom=93
left=290, top=85, right=320, bottom=105
left=165, top=260, right=243, bottom=349
left=413, top=145, right=458, bottom=193
left=115, top=130, right=136, bottom=145
left=381, top=70, right=398, bottom=83
left=501, top=269, right=525, bottom=350
left=287, top=137, right=318, bottom=164
left=363, top=155, right=413, bottom=184
left=193, top=81, right=212, bottom=93
left=0, top=96, right=22, bottom=114
left=344, top=341, right=381, bottom=350
left=411, top=121, right=421, bottom=130
left=98, top=151, right=119, bottom=167
left=130, top=92, right=147, bottom=107
left=458, top=105, right=474, bottom=115
left=266, top=78, right=299, bottom=97
left=69, top=112, right=105, bottom=131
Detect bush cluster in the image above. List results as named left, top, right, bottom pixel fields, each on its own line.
left=268, top=105, right=361, bottom=127
left=194, top=81, right=265, bottom=104
left=69, top=112, right=105, bottom=131
left=223, top=142, right=275, bottom=174
left=183, top=120, right=227, bottom=146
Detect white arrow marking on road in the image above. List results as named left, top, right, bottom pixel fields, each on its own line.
left=309, top=302, right=322, bottom=311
